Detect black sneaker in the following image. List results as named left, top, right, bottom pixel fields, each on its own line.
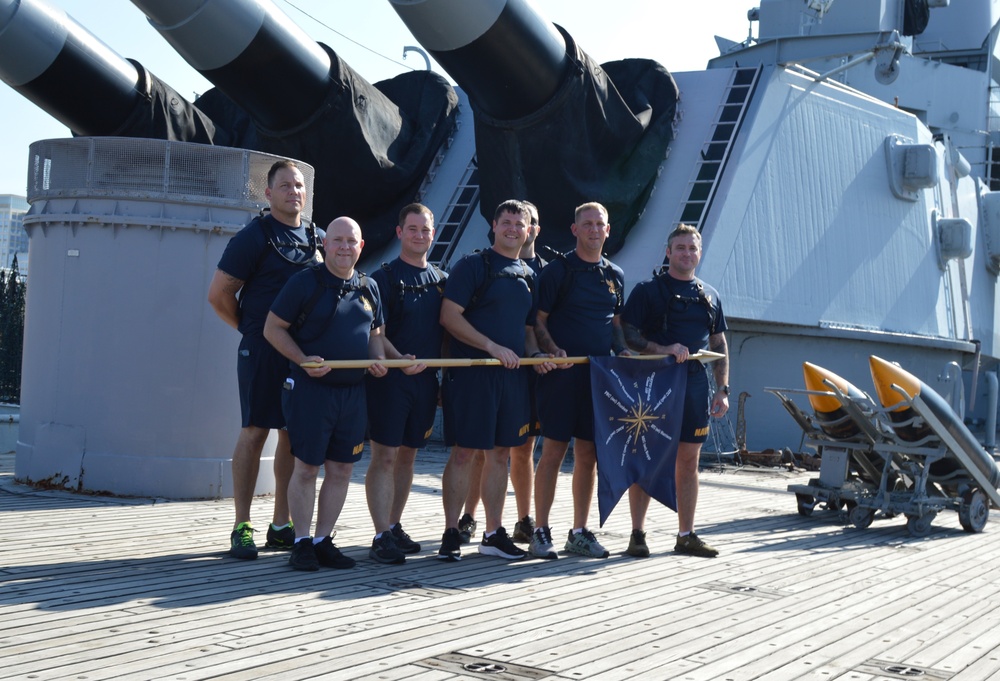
left=390, top=523, right=421, bottom=554
left=512, top=515, right=535, bottom=543
left=458, top=513, right=477, bottom=544
left=437, top=527, right=462, bottom=562
left=315, top=535, right=356, bottom=569
left=288, top=538, right=319, bottom=571
left=479, top=527, right=527, bottom=560
left=229, top=522, right=258, bottom=560
left=265, top=522, right=295, bottom=550
left=370, top=532, right=406, bottom=564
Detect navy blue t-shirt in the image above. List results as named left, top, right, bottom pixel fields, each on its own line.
left=522, top=255, right=547, bottom=277
left=537, top=252, right=625, bottom=357
left=622, top=272, right=727, bottom=353
left=270, top=267, right=383, bottom=386
left=443, top=250, right=535, bottom=359
left=371, top=259, right=447, bottom=360
left=217, top=214, right=322, bottom=339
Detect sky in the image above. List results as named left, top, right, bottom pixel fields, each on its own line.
left=0, top=0, right=756, bottom=196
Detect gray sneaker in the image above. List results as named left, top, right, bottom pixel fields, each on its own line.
left=529, top=526, right=558, bottom=560
left=564, top=528, right=610, bottom=558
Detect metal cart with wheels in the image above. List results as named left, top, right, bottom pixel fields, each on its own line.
left=769, top=379, right=999, bottom=537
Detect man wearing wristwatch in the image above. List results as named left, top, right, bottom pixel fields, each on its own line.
left=621, top=223, right=730, bottom=558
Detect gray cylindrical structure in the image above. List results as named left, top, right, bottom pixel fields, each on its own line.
left=14, top=137, right=314, bottom=499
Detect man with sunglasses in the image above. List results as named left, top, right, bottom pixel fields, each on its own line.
left=208, top=160, right=323, bottom=560
left=621, top=224, right=730, bottom=558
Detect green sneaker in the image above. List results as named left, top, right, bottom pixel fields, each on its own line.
left=229, top=522, right=258, bottom=560
left=265, top=522, right=295, bottom=550
left=674, top=532, right=718, bottom=557
left=626, top=529, right=649, bottom=558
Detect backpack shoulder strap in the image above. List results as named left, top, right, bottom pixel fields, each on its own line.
left=289, top=267, right=331, bottom=336
left=466, top=250, right=493, bottom=311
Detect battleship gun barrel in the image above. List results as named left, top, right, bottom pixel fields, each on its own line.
left=0, top=0, right=214, bottom=142
left=388, top=0, right=570, bottom=120
left=129, top=0, right=331, bottom=133
left=0, top=0, right=141, bottom=135
left=389, top=0, right=678, bottom=255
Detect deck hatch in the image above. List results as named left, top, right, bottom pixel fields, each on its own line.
left=700, top=581, right=787, bottom=599
left=855, top=659, right=953, bottom=680
left=416, top=652, right=550, bottom=679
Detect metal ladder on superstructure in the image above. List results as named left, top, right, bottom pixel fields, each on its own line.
left=428, top=159, right=480, bottom=270
left=668, top=65, right=762, bottom=260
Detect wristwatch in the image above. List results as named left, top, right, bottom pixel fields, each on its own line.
left=719, top=384, right=731, bottom=396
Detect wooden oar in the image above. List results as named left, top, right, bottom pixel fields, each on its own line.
left=300, top=350, right=724, bottom=370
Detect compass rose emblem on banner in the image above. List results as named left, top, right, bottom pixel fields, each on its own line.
left=590, top=355, right=687, bottom=525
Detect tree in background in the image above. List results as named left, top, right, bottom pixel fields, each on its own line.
left=0, top=256, right=25, bottom=403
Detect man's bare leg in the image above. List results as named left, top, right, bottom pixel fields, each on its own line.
left=675, top=441, right=702, bottom=535
left=570, top=439, right=597, bottom=529
left=232, top=426, right=269, bottom=529
left=481, top=447, right=512, bottom=534
left=315, top=461, right=354, bottom=539
left=509, top=437, right=536, bottom=540
left=533, top=439, right=569, bottom=528
left=459, top=450, right=484, bottom=542
left=271, top=430, right=293, bottom=526
left=390, top=446, right=418, bottom=526
left=366, top=441, right=397, bottom=535
left=626, top=483, right=652, bottom=557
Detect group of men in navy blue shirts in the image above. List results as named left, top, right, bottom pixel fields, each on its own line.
left=210, top=160, right=730, bottom=570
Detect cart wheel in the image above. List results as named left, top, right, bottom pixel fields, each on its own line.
left=847, top=504, right=875, bottom=529
left=959, top=490, right=989, bottom=533
left=906, top=511, right=936, bottom=537
left=796, top=493, right=816, bottom=517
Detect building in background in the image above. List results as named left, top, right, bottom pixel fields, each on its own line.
left=0, top=195, right=28, bottom=278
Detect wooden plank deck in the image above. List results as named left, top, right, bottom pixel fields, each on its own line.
left=2, top=446, right=999, bottom=681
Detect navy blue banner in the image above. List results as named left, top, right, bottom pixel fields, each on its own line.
left=590, top=355, right=687, bottom=526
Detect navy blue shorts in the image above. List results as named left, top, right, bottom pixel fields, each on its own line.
left=282, top=379, right=367, bottom=465
left=681, top=367, right=711, bottom=443
left=537, top=364, right=595, bottom=442
left=366, top=371, right=439, bottom=449
left=442, top=365, right=529, bottom=450
left=237, top=335, right=287, bottom=429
